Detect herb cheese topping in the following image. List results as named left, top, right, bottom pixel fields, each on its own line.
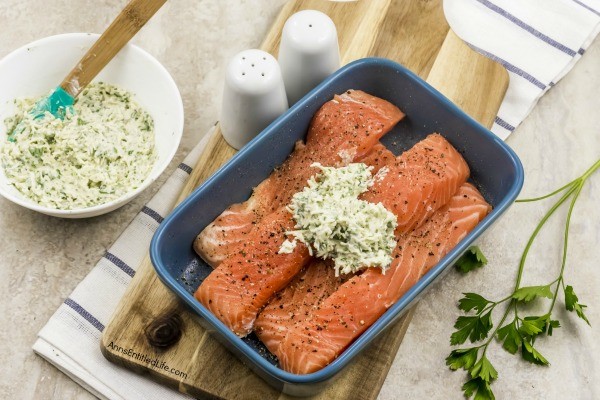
left=280, top=162, right=397, bottom=276
left=1, top=82, right=156, bottom=210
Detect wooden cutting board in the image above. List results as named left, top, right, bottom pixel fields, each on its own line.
left=101, top=1, right=508, bottom=399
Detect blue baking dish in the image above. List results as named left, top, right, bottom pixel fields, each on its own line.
left=150, top=57, right=523, bottom=396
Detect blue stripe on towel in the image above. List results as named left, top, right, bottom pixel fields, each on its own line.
left=572, top=0, right=600, bottom=17
left=178, top=163, right=193, bottom=174
left=64, top=298, right=105, bottom=332
left=104, top=252, right=135, bottom=278
left=466, top=42, right=547, bottom=89
left=476, top=0, right=577, bottom=56
left=141, top=206, right=164, bottom=224
left=494, top=116, right=516, bottom=131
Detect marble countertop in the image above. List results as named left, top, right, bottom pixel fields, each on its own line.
left=0, top=1, right=598, bottom=399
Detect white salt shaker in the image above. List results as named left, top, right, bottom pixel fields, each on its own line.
left=220, top=49, right=289, bottom=150
left=278, top=10, right=340, bottom=105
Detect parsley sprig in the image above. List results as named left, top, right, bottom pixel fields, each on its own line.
left=447, top=158, right=599, bottom=399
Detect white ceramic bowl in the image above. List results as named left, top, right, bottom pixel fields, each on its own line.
left=0, top=33, right=184, bottom=218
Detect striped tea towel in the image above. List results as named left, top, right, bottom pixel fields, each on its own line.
left=445, top=0, right=600, bottom=139
left=32, top=128, right=216, bottom=400
left=33, top=3, right=600, bottom=400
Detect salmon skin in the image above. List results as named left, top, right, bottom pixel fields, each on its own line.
left=194, top=90, right=405, bottom=268
left=197, top=133, right=469, bottom=337
left=275, top=183, right=492, bottom=374
left=254, top=133, right=470, bottom=352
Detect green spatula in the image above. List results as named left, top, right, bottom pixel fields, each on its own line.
left=8, top=0, right=167, bottom=141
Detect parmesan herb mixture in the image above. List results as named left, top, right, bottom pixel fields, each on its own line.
left=279, top=162, right=397, bottom=276
left=1, top=82, right=156, bottom=209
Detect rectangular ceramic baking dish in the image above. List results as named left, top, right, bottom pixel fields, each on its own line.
left=150, top=58, right=524, bottom=396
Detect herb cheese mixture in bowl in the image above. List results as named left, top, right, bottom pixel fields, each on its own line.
left=0, top=34, right=184, bottom=218
left=2, top=83, right=156, bottom=210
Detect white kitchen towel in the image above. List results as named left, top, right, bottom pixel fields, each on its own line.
left=33, top=128, right=216, bottom=400
left=445, top=0, right=600, bottom=139
left=33, top=2, right=600, bottom=400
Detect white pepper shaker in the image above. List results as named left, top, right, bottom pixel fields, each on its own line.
left=220, top=49, right=289, bottom=150
left=278, top=10, right=340, bottom=105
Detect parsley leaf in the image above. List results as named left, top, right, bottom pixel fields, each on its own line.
left=496, top=322, right=522, bottom=354
left=470, top=355, right=498, bottom=382
left=447, top=160, right=600, bottom=400
left=522, top=340, right=549, bottom=366
left=462, top=377, right=496, bottom=400
left=450, top=311, right=493, bottom=345
left=519, top=315, right=549, bottom=337
left=512, top=285, right=553, bottom=302
left=446, top=347, right=479, bottom=371
left=547, top=319, right=561, bottom=336
left=459, top=293, right=492, bottom=313
left=564, top=285, right=590, bottom=325
left=455, top=246, right=488, bottom=273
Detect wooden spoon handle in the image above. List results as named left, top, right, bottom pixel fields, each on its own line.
left=60, top=0, right=167, bottom=97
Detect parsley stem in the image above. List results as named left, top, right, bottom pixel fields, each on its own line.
left=480, top=300, right=515, bottom=358
left=497, top=294, right=514, bottom=304
left=549, top=278, right=563, bottom=315
left=479, top=160, right=596, bottom=358
left=514, top=183, right=579, bottom=288
left=516, top=179, right=578, bottom=203
left=548, top=182, right=584, bottom=313
left=516, top=157, right=600, bottom=203
left=580, top=158, right=600, bottom=181
left=476, top=294, right=515, bottom=317
left=481, top=183, right=580, bottom=356
left=449, top=158, right=600, bottom=399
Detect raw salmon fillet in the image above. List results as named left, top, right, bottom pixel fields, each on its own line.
left=194, top=90, right=405, bottom=267
left=253, top=144, right=395, bottom=350
left=252, top=143, right=397, bottom=348
left=196, top=207, right=311, bottom=335
left=197, top=134, right=469, bottom=337
left=254, top=259, right=349, bottom=354
left=254, top=134, right=469, bottom=351
left=200, top=142, right=395, bottom=274
left=362, top=133, right=470, bottom=234
left=276, top=184, right=491, bottom=374
left=355, top=142, right=396, bottom=173
left=194, top=145, right=395, bottom=337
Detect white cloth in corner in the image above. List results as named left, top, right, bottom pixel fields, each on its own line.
left=444, top=0, right=600, bottom=139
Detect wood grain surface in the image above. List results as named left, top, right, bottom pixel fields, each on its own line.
left=101, top=1, right=508, bottom=399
